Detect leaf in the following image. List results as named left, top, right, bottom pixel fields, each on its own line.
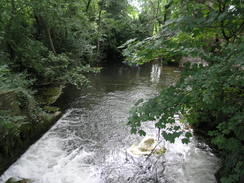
left=185, top=132, right=192, bottom=138
left=130, top=128, right=137, bottom=134
left=182, top=138, right=190, bottom=144
left=138, top=130, right=146, bottom=136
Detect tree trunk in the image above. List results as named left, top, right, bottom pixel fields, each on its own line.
left=154, top=0, right=161, bottom=33
left=96, top=9, right=102, bottom=57
left=86, top=0, right=92, bottom=12
left=34, top=15, right=56, bottom=54
left=163, top=1, right=173, bottom=24
left=47, top=28, right=56, bottom=54
left=6, top=0, right=17, bottom=60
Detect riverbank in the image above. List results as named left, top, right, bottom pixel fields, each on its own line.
left=0, top=86, right=63, bottom=175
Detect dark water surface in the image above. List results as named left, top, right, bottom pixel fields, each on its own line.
left=0, top=64, right=219, bottom=183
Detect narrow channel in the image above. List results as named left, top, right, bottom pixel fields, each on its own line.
left=0, top=64, right=219, bottom=183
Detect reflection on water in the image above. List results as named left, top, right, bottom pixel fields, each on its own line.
left=150, top=63, right=162, bottom=83
left=0, top=64, right=219, bottom=183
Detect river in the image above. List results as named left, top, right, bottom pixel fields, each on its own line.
left=0, top=63, right=219, bottom=183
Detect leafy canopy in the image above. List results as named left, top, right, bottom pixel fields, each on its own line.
left=122, top=0, right=244, bottom=182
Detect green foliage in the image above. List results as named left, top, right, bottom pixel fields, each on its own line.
left=0, top=65, right=42, bottom=161
left=128, top=43, right=244, bottom=182
left=119, top=33, right=182, bottom=65
left=125, top=0, right=244, bottom=182
left=0, top=110, right=27, bottom=157
left=0, top=0, right=243, bottom=181
left=66, top=65, right=101, bottom=88
left=0, top=0, right=100, bottom=86
left=93, top=0, right=148, bottom=62
left=0, top=0, right=139, bottom=173
left=0, top=65, right=33, bottom=91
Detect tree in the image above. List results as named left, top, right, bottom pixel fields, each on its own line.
left=122, top=0, right=244, bottom=182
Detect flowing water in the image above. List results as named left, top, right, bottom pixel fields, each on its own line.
left=0, top=64, right=219, bottom=183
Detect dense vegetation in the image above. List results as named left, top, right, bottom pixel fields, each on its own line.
left=0, top=0, right=243, bottom=182
left=123, top=0, right=244, bottom=183
left=0, top=0, right=148, bottom=174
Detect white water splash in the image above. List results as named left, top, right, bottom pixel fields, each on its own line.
left=150, top=63, right=162, bottom=83
left=0, top=111, right=101, bottom=183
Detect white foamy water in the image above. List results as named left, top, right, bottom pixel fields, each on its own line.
left=0, top=111, right=101, bottom=183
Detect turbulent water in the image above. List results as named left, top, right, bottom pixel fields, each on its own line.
left=0, top=64, right=219, bottom=183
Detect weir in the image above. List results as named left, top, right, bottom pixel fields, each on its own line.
left=0, top=64, right=219, bottom=183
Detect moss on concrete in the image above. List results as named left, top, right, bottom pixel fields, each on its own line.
left=36, top=86, right=64, bottom=105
